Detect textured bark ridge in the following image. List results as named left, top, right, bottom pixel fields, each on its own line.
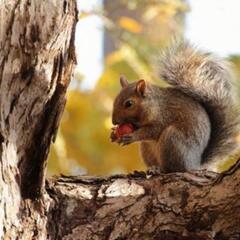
left=1, top=1, right=240, bottom=240
left=46, top=162, right=240, bottom=240
left=0, top=0, right=77, bottom=238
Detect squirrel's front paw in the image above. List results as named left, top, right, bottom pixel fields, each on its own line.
left=118, top=134, right=135, bottom=146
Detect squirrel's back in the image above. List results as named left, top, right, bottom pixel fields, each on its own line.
left=159, top=42, right=239, bottom=166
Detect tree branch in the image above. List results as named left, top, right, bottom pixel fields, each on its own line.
left=46, top=160, right=240, bottom=240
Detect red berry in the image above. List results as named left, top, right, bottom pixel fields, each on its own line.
left=116, top=123, right=134, bottom=137
left=111, top=123, right=135, bottom=141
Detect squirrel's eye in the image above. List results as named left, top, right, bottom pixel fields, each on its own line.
left=124, top=99, right=134, bottom=108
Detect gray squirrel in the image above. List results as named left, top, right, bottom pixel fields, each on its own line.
left=111, top=42, right=239, bottom=172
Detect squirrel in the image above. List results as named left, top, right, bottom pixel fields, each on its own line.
left=111, top=42, right=239, bottom=173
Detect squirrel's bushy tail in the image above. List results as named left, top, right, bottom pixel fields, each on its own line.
left=159, top=42, right=239, bottom=165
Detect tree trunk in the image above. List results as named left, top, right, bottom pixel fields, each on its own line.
left=0, top=1, right=240, bottom=240
left=0, top=0, right=77, bottom=238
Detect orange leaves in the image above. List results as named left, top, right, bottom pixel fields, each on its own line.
left=118, top=17, right=142, bottom=33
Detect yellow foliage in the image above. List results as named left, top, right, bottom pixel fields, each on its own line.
left=106, top=50, right=123, bottom=65
left=144, top=1, right=188, bottom=21
left=118, top=17, right=143, bottom=33
left=217, top=152, right=240, bottom=172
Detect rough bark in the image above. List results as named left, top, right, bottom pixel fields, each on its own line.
left=1, top=1, right=240, bottom=240
left=0, top=0, right=77, bottom=238
left=46, top=161, right=240, bottom=240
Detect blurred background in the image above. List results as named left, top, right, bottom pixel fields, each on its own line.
left=47, top=0, right=240, bottom=176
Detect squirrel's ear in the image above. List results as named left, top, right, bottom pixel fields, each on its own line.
left=120, top=75, right=129, bottom=88
left=136, top=79, right=146, bottom=96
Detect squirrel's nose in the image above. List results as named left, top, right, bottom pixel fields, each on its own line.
left=112, top=118, right=119, bottom=125
left=112, top=113, right=119, bottom=125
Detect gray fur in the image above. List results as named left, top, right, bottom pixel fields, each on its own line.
left=159, top=42, right=239, bottom=165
